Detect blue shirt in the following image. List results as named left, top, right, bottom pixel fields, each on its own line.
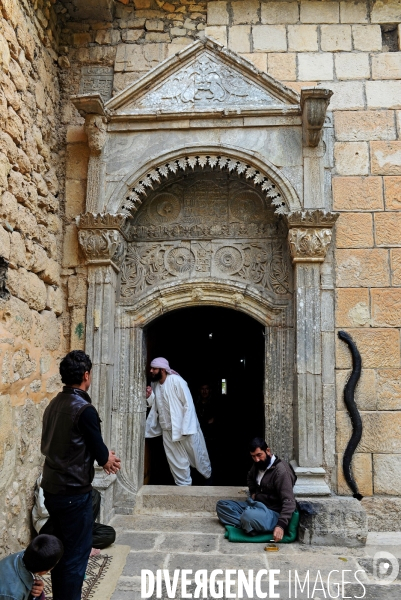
left=0, top=552, right=34, bottom=600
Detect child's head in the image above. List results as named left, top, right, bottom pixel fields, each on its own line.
left=23, top=534, right=64, bottom=575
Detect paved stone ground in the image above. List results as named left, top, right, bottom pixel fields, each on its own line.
left=109, top=515, right=401, bottom=600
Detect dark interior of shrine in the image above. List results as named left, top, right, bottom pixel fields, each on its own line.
left=144, top=306, right=265, bottom=486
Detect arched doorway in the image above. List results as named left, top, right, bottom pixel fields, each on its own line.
left=145, top=306, right=265, bottom=486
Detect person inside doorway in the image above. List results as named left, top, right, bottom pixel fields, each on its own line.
left=216, top=437, right=297, bottom=541
left=195, top=383, right=216, bottom=443
left=145, top=357, right=212, bottom=486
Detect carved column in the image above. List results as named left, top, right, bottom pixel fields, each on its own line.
left=77, top=213, right=128, bottom=522
left=285, top=210, right=338, bottom=495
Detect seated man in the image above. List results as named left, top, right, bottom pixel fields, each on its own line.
left=216, top=437, right=297, bottom=542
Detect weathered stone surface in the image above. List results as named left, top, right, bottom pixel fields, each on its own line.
left=335, top=288, right=370, bottom=327
left=384, top=176, right=401, bottom=210
left=376, top=369, right=401, bottom=410
left=334, top=110, right=395, bottom=141
left=267, top=53, right=296, bottom=80
left=337, top=410, right=401, bottom=453
left=336, top=368, right=376, bottom=411
left=332, top=177, right=384, bottom=211
left=298, top=497, right=367, bottom=547
left=288, top=25, right=318, bottom=51
left=337, top=452, right=373, bottom=496
left=298, top=53, right=334, bottom=80
left=373, top=455, right=401, bottom=495
left=372, top=53, right=401, bottom=80
left=70, top=306, right=86, bottom=351
left=252, top=24, right=287, bottom=51
left=114, top=43, right=168, bottom=72
left=46, top=286, right=63, bottom=316
left=352, top=24, right=382, bottom=51
left=261, top=1, right=299, bottom=24
left=390, top=248, right=401, bottom=285
left=207, top=1, right=229, bottom=25
left=371, top=141, right=401, bottom=175
left=362, top=496, right=401, bottom=531
left=62, top=224, right=80, bottom=268
left=228, top=25, right=250, bottom=53
left=300, top=1, right=339, bottom=23
left=240, top=52, right=267, bottom=72
left=232, top=0, right=259, bottom=24
left=371, top=288, right=401, bottom=327
left=340, top=0, right=368, bottom=23
left=321, top=24, right=352, bottom=51
left=7, top=268, right=47, bottom=311
left=334, top=142, right=369, bottom=176
left=65, top=179, right=86, bottom=218
left=204, top=25, right=227, bottom=45
left=334, top=53, right=370, bottom=80
left=371, top=1, right=401, bottom=23
left=335, top=328, right=399, bottom=368
left=375, top=212, right=401, bottom=246
left=336, top=212, right=373, bottom=248
left=321, top=81, right=364, bottom=110
left=366, top=81, right=401, bottom=109
left=66, top=144, right=89, bottom=181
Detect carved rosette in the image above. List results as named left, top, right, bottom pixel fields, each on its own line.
left=285, top=210, right=339, bottom=263
left=77, top=213, right=128, bottom=270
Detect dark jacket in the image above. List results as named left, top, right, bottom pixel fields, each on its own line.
left=247, top=457, right=297, bottom=530
left=41, top=387, right=108, bottom=495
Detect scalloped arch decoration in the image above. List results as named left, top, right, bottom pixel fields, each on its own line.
left=119, top=154, right=288, bottom=217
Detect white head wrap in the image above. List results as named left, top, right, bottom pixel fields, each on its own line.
left=150, top=357, right=179, bottom=376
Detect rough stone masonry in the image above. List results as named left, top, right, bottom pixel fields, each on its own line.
left=1, top=0, right=401, bottom=556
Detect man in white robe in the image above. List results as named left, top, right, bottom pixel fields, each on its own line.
left=145, top=357, right=212, bottom=486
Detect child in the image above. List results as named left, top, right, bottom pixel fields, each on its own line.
left=0, top=534, right=64, bottom=600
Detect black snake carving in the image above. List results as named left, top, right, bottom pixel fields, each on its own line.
left=338, top=330, right=363, bottom=501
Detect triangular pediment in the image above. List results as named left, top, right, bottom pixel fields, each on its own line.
left=107, top=38, right=300, bottom=116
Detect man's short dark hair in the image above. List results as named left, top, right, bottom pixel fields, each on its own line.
left=249, top=437, right=268, bottom=452
left=23, top=535, right=64, bottom=573
left=59, top=350, right=92, bottom=385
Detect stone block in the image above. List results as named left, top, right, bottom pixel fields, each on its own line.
left=321, top=24, right=352, bottom=51
left=228, top=25, right=250, bottom=53
left=334, top=53, right=370, bottom=80
left=377, top=369, right=401, bottom=410
left=337, top=452, right=373, bottom=496
left=267, top=53, right=296, bottom=81
left=335, top=328, right=399, bottom=369
left=145, top=19, right=164, bottom=32
left=170, top=27, right=186, bottom=37
left=336, top=248, right=390, bottom=287
left=115, top=43, right=168, bottom=72
left=320, top=81, right=364, bottom=110
left=362, top=496, right=401, bottom=531
left=68, top=275, right=88, bottom=307
left=0, top=191, right=19, bottom=227
left=232, top=1, right=259, bottom=25
left=252, top=25, right=287, bottom=52
left=298, top=53, right=333, bottom=81
left=207, top=1, right=229, bottom=26
left=204, top=26, right=227, bottom=46
left=62, top=224, right=80, bottom=268
left=298, top=497, right=367, bottom=547
left=40, top=258, right=61, bottom=287
left=287, top=25, right=318, bottom=51
left=0, top=225, right=10, bottom=260
left=391, top=248, right=401, bottom=285
left=334, top=142, right=369, bottom=176
left=335, top=288, right=370, bottom=328
left=352, top=25, right=382, bottom=51
left=239, top=52, right=267, bottom=72
left=340, top=0, right=368, bottom=23
left=145, top=32, right=170, bottom=42
left=65, top=179, right=86, bottom=218
left=336, top=368, right=376, bottom=411
left=332, top=176, right=383, bottom=211
left=17, top=205, right=39, bottom=239
left=71, top=306, right=86, bottom=351
left=371, top=141, right=401, bottom=175
left=65, top=144, right=89, bottom=181
left=366, top=81, right=401, bottom=110
left=121, top=29, right=143, bottom=42
left=9, top=231, right=27, bottom=269
left=334, top=110, right=395, bottom=141
left=337, top=411, right=401, bottom=459
left=336, top=212, right=373, bottom=248
left=7, top=268, right=47, bottom=311
left=374, top=455, right=401, bottom=495
left=371, top=288, right=401, bottom=327
left=372, top=53, right=401, bottom=80
left=384, top=177, right=401, bottom=210
left=300, top=1, right=340, bottom=23
left=46, top=286, right=63, bottom=316
left=371, top=1, right=401, bottom=23
left=375, top=212, right=401, bottom=246
left=261, top=1, right=299, bottom=24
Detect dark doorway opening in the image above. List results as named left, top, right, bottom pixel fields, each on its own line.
left=144, top=306, right=265, bottom=486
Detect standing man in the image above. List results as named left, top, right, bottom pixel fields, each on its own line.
left=41, top=350, right=121, bottom=600
left=216, top=437, right=296, bottom=541
left=145, top=357, right=212, bottom=486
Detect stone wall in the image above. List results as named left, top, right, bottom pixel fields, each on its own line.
left=0, top=0, right=66, bottom=555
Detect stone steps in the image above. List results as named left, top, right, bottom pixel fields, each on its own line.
left=134, top=485, right=246, bottom=516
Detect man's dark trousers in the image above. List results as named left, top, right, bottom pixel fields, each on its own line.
left=44, top=490, right=93, bottom=600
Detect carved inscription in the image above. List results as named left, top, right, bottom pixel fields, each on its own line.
left=79, top=66, right=113, bottom=102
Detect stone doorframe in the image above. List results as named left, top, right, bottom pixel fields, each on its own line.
left=72, top=39, right=340, bottom=518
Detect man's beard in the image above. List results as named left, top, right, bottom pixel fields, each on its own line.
left=257, top=455, right=272, bottom=471
left=151, top=370, right=162, bottom=381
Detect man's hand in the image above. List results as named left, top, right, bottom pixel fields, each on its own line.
left=251, top=493, right=256, bottom=500
left=103, top=451, right=121, bottom=475
left=146, top=386, right=152, bottom=399
left=273, top=526, right=284, bottom=542
left=31, top=579, right=44, bottom=598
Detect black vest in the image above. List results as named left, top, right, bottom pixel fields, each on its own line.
left=41, top=387, right=97, bottom=494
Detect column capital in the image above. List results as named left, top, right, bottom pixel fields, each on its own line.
left=285, top=210, right=339, bottom=263
left=77, top=213, right=128, bottom=271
